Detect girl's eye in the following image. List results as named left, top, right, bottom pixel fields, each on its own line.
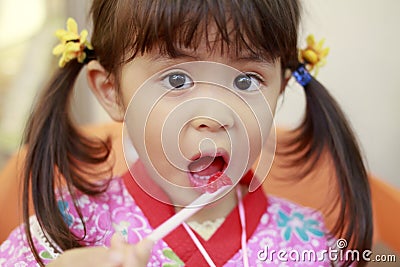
left=161, top=72, right=194, bottom=90
left=233, top=73, right=263, bottom=91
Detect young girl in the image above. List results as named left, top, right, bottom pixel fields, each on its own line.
left=0, top=0, right=372, bottom=266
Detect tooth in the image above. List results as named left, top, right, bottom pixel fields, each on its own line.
left=201, top=175, right=210, bottom=180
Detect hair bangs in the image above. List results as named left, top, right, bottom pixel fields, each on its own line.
left=114, top=0, right=300, bottom=67
left=90, top=0, right=300, bottom=78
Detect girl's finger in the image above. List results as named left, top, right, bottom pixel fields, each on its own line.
left=108, top=233, right=126, bottom=266
left=124, top=238, right=154, bottom=267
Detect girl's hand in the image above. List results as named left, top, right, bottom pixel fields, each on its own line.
left=46, top=234, right=153, bottom=267
left=109, top=233, right=154, bottom=266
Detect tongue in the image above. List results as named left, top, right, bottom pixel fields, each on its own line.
left=188, top=156, right=224, bottom=176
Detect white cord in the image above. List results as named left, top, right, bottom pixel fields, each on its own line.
left=237, top=187, right=249, bottom=267
left=182, top=222, right=216, bottom=267
left=181, top=187, right=249, bottom=266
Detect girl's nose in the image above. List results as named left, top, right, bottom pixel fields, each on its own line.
left=190, top=116, right=233, bottom=132
left=187, top=85, right=236, bottom=132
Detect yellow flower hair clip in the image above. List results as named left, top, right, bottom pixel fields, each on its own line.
left=52, top=18, right=94, bottom=68
left=299, top=34, right=330, bottom=77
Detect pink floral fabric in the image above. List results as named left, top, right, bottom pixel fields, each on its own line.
left=0, top=177, right=332, bottom=266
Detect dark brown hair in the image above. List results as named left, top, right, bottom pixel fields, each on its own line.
left=23, top=0, right=371, bottom=266
left=277, top=76, right=373, bottom=266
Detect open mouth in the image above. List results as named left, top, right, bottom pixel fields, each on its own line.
left=187, top=152, right=232, bottom=193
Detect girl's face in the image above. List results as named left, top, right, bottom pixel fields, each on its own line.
left=118, top=43, right=283, bottom=206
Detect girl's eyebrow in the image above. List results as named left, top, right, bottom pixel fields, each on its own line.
left=147, top=50, right=275, bottom=68
left=149, top=51, right=200, bottom=62
left=233, top=55, right=276, bottom=70
left=234, top=53, right=276, bottom=65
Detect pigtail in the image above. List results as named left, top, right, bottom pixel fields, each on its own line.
left=22, top=60, right=112, bottom=265
left=284, top=76, right=372, bottom=266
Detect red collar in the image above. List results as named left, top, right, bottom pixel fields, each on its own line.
left=123, top=160, right=268, bottom=266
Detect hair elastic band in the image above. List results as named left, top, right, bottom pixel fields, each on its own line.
left=293, top=64, right=312, bottom=87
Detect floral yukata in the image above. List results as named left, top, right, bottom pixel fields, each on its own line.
left=0, top=161, right=333, bottom=266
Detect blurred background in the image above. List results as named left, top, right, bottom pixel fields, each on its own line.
left=0, top=0, right=95, bottom=165
left=0, top=0, right=398, bottom=265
